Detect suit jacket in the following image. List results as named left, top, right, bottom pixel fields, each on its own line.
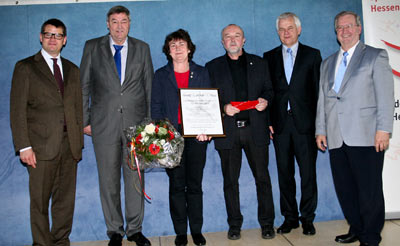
left=315, top=42, right=394, bottom=149
left=206, top=52, right=273, bottom=149
left=263, top=43, right=321, bottom=135
left=151, top=61, right=211, bottom=130
left=10, top=52, right=83, bottom=160
left=80, top=35, right=154, bottom=144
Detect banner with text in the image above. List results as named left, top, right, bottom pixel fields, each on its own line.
left=362, top=0, right=400, bottom=218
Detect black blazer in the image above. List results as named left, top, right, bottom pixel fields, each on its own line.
left=206, top=52, right=273, bottom=149
left=263, top=43, right=321, bottom=135
left=151, top=61, right=211, bottom=130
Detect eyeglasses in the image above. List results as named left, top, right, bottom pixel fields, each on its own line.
left=335, top=24, right=356, bottom=32
left=42, top=32, right=64, bottom=40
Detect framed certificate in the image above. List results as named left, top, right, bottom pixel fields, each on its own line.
left=179, top=88, right=225, bottom=137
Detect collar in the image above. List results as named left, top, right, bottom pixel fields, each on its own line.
left=109, top=35, right=128, bottom=48
left=282, top=42, right=299, bottom=55
left=340, top=40, right=359, bottom=57
left=41, top=48, right=60, bottom=60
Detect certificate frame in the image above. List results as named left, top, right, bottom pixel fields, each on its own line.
left=179, top=88, right=225, bottom=137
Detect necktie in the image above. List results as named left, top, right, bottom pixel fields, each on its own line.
left=52, top=58, right=64, bottom=97
left=333, top=51, right=349, bottom=93
left=284, top=48, right=293, bottom=110
left=284, top=48, right=293, bottom=84
left=113, top=44, right=123, bottom=83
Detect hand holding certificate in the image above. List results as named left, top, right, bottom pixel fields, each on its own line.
left=179, top=88, right=225, bottom=137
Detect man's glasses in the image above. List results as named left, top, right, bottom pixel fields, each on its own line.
left=42, top=32, right=64, bottom=40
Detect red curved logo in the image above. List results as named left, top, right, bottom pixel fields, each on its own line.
left=382, top=40, right=400, bottom=77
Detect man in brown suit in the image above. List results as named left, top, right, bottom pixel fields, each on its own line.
left=10, top=19, right=83, bottom=246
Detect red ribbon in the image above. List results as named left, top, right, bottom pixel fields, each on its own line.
left=128, top=140, right=151, bottom=201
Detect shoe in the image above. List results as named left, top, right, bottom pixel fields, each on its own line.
left=277, top=220, right=299, bottom=234
left=335, top=232, right=358, bottom=243
left=227, top=226, right=241, bottom=240
left=175, top=234, right=188, bottom=246
left=108, top=233, right=122, bottom=246
left=127, top=232, right=151, bottom=246
left=192, top=233, right=206, bottom=245
left=261, top=225, right=275, bottom=239
left=302, top=222, right=316, bottom=235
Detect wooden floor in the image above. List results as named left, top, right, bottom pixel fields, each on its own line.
left=70, top=220, right=400, bottom=246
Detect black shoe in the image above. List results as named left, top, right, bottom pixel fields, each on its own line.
left=277, top=220, right=299, bottom=234
left=108, top=233, right=122, bottom=246
left=302, top=222, right=316, bottom=235
left=261, top=225, right=275, bottom=239
left=192, top=233, right=206, bottom=245
left=335, top=232, right=358, bottom=243
left=175, top=234, right=188, bottom=246
left=227, top=226, right=241, bottom=240
left=127, top=232, right=151, bottom=246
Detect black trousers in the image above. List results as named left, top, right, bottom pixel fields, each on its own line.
left=166, top=138, right=207, bottom=235
left=273, top=116, right=318, bottom=223
left=329, top=143, right=385, bottom=246
left=218, top=126, right=274, bottom=228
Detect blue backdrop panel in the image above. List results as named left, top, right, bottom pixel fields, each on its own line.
left=0, top=0, right=362, bottom=245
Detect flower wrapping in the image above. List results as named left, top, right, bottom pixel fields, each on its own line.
left=124, top=118, right=184, bottom=169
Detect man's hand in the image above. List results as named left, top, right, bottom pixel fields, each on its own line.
left=224, top=104, right=240, bottom=116
left=196, top=134, right=212, bottom=142
left=20, top=148, right=37, bottom=168
left=84, top=125, right=92, bottom=136
left=375, top=130, right=390, bottom=152
left=269, top=126, right=274, bottom=140
left=255, top=98, right=268, bottom=111
left=316, top=135, right=327, bottom=151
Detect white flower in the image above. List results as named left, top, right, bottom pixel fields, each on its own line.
left=141, top=131, right=147, bottom=138
left=144, top=123, right=156, bottom=134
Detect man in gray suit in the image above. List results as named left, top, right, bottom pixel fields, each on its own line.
left=80, top=5, right=153, bottom=246
left=316, top=11, right=394, bottom=246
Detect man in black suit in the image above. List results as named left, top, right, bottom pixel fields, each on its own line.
left=206, top=24, right=275, bottom=241
left=263, top=12, right=321, bottom=236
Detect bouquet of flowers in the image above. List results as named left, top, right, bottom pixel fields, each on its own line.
left=125, top=118, right=184, bottom=170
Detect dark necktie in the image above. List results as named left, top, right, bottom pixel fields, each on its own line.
left=52, top=58, right=64, bottom=97
left=113, top=44, right=123, bottom=82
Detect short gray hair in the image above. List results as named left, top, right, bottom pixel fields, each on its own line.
left=334, top=11, right=361, bottom=30
left=221, top=24, right=245, bottom=40
left=276, top=12, right=301, bottom=31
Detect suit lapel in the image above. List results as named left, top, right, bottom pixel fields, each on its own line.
left=328, top=51, right=340, bottom=91
left=166, top=62, right=178, bottom=90
left=61, top=57, right=70, bottom=87
left=221, top=56, right=235, bottom=100
left=275, top=46, right=288, bottom=86
left=100, top=35, right=120, bottom=85
left=123, top=37, right=136, bottom=90
left=290, top=43, right=303, bottom=84
left=33, top=52, right=61, bottom=92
